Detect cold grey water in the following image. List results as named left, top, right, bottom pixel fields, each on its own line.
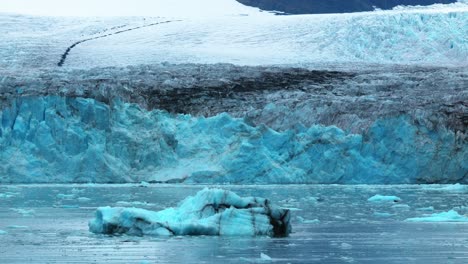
left=1, top=184, right=467, bottom=263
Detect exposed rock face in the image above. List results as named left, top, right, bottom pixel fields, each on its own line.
left=89, top=188, right=292, bottom=237
left=237, top=0, right=457, bottom=14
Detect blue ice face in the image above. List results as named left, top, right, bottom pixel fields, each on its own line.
left=0, top=96, right=466, bottom=184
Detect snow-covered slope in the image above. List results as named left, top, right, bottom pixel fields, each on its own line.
left=0, top=4, right=466, bottom=69
left=0, top=0, right=268, bottom=17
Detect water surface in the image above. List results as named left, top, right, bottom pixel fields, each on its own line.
left=0, top=184, right=467, bottom=263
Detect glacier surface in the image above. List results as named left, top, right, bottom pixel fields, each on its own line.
left=0, top=0, right=270, bottom=17
left=0, top=95, right=466, bottom=184
left=1, top=4, right=467, bottom=69
left=89, top=188, right=291, bottom=237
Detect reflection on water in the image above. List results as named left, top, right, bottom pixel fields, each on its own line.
left=0, top=184, right=467, bottom=263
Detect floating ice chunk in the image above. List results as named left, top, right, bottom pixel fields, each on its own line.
left=297, top=216, right=320, bottom=224
left=391, top=204, right=410, bottom=210
left=301, top=196, right=320, bottom=203
left=452, top=206, right=468, bottom=213
left=139, top=181, right=151, bottom=188
left=424, top=184, right=467, bottom=193
left=71, top=188, right=84, bottom=194
left=405, top=210, right=468, bottom=222
left=368, top=195, right=401, bottom=203
left=77, top=197, right=91, bottom=202
left=283, top=207, right=302, bottom=211
left=260, top=253, right=272, bottom=261
left=340, top=256, right=355, bottom=263
left=0, top=192, right=18, bottom=199
left=0, top=193, right=13, bottom=199
left=416, top=206, right=435, bottom=212
left=10, top=208, right=35, bottom=216
left=0, top=230, right=7, bottom=235
left=373, top=212, right=394, bottom=218
left=57, top=205, right=80, bottom=209
left=115, top=201, right=156, bottom=207
left=89, top=188, right=291, bottom=237
left=7, top=225, right=29, bottom=229
left=340, top=243, right=353, bottom=250
left=57, top=194, right=75, bottom=199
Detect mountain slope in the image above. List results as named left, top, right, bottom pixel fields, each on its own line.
left=237, top=0, right=457, bottom=14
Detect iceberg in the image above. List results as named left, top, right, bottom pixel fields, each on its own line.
left=89, top=188, right=291, bottom=237
left=368, top=195, right=402, bottom=203
left=405, top=210, right=468, bottom=222
left=423, top=183, right=468, bottom=193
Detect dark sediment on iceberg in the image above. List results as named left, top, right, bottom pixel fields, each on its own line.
left=89, top=188, right=291, bottom=237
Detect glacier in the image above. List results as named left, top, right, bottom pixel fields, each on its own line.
left=89, top=188, right=291, bottom=237
left=1, top=94, right=466, bottom=184
left=1, top=3, right=467, bottom=69
left=0, top=2, right=466, bottom=184
left=1, top=1, right=467, bottom=263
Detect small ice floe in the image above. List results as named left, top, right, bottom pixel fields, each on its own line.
left=423, top=184, right=467, bottom=193
left=0, top=192, right=18, bottom=199
left=391, top=204, right=411, bottom=210
left=10, top=208, right=35, bottom=216
left=115, top=201, right=155, bottom=207
left=89, top=188, right=291, bottom=237
left=452, top=206, right=468, bottom=213
left=7, top=225, right=29, bottom=229
left=0, top=193, right=12, bottom=199
left=416, top=206, right=435, bottom=212
left=59, top=205, right=80, bottom=209
left=279, top=198, right=299, bottom=208
left=373, top=212, right=394, bottom=218
left=0, top=230, right=7, bottom=235
left=368, top=195, right=401, bottom=203
left=139, top=181, right=151, bottom=187
left=297, top=216, right=320, bottom=224
left=340, top=243, right=353, bottom=250
left=71, top=188, right=85, bottom=194
left=340, top=256, right=355, bottom=263
left=283, top=207, right=302, bottom=211
left=77, top=197, right=91, bottom=202
left=301, top=196, right=320, bottom=203
left=260, top=253, right=272, bottom=261
left=57, top=193, right=75, bottom=199
left=405, top=210, right=468, bottom=222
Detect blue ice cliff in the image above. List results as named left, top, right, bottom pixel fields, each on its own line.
left=89, top=188, right=291, bottom=237
left=0, top=96, right=466, bottom=184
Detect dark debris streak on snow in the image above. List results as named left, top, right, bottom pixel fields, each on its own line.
left=57, top=20, right=180, bottom=67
